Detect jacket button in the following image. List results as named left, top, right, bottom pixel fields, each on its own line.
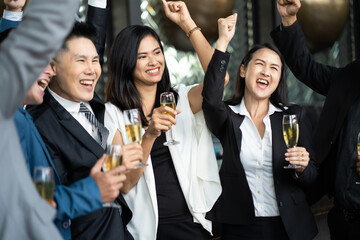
left=220, top=60, right=226, bottom=64
left=220, top=67, right=225, bottom=72
left=279, top=201, right=283, bottom=207
left=62, top=221, right=69, bottom=229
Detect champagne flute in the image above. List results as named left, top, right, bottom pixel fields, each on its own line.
left=123, top=108, right=148, bottom=168
left=356, top=132, right=360, bottom=184
left=160, top=92, right=179, bottom=146
left=102, top=144, right=123, bottom=208
left=33, top=166, right=55, bottom=204
left=282, top=114, right=302, bottom=169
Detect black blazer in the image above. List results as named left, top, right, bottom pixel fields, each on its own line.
left=271, top=21, right=360, bottom=199
left=27, top=91, right=133, bottom=240
left=202, top=50, right=318, bottom=240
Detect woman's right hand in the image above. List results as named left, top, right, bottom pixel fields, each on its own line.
left=277, top=0, right=301, bottom=26
left=162, top=0, right=195, bottom=33
left=145, top=106, right=181, bottom=138
left=216, top=13, right=238, bottom=52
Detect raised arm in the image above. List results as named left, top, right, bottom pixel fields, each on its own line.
left=86, top=0, right=109, bottom=66
left=0, top=0, right=79, bottom=119
left=162, top=0, right=236, bottom=113
left=271, top=0, right=337, bottom=95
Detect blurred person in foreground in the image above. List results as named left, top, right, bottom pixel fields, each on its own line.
left=0, top=0, right=80, bottom=238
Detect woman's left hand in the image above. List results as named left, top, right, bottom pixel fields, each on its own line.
left=285, top=147, right=309, bottom=173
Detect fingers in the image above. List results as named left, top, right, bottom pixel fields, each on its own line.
left=122, top=143, right=144, bottom=170
left=90, top=154, right=106, bottom=175
left=285, top=147, right=309, bottom=167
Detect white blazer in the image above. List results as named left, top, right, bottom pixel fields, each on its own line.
left=105, top=84, right=222, bottom=240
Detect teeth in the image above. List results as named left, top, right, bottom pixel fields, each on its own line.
left=257, top=79, right=269, bottom=85
left=146, top=68, right=159, bottom=73
left=80, top=80, right=93, bottom=85
left=37, top=79, right=48, bottom=91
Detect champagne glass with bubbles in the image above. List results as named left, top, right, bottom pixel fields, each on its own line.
left=160, top=92, right=179, bottom=146
left=102, top=144, right=123, bottom=208
left=33, top=166, right=55, bottom=204
left=283, top=114, right=302, bottom=169
left=123, top=108, right=148, bottom=168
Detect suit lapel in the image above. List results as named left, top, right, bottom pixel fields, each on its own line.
left=270, top=111, right=287, bottom=177
left=45, top=90, right=105, bottom=159
left=230, top=111, right=245, bottom=170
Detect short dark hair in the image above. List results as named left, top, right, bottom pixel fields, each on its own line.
left=55, top=21, right=97, bottom=59
left=225, top=43, right=288, bottom=109
left=105, top=25, right=177, bottom=126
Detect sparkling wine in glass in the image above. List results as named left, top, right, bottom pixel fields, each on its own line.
left=33, top=166, right=54, bottom=204
left=102, top=145, right=123, bottom=208
left=123, top=108, right=148, bottom=168
left=283, top=114, right=301, bottom=169
left=160, top=92, right=179, bottom=146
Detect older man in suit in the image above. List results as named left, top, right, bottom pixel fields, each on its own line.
left=27, top=10, right=142, bottom=240
left=0, top=0, right=79, bottom=238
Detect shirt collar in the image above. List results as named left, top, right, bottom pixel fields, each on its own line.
left=2, top=9, right=23, bottom=21
left=48, top=87, right=82, bottom=114
left=229, top=97, right=283, bottom=117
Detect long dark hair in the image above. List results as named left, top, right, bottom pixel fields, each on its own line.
left=106, top=25, right=177, bottom=126
left=225, top=43, right=288, bottom=110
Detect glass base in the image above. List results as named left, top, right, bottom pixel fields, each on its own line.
left=163, top=140, right=179, bottom=146
left=133, top=161, right=148, bottom=169
left=103, top=202, right=121, bottom=208
left=356, top=182, right=360, bottom=185
left=283, top=164, right=302, bottom=169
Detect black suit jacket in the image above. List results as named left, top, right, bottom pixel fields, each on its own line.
left=27, top=91, right=133, bottom=240
left=202, top=50, right=318, bottom=240
left=271, top=21, right=360, bottom=200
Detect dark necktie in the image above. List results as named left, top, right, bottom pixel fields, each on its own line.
left=79, top=102, right=109, bottom=149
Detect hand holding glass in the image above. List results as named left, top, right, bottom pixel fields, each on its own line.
left=102, top=144, right=123, bottom=208
left=160, top=92, right=179, bottom=146
left=356, top=132, right=360, bottom=184
left=123, top=108, right=148, bottom=168
left=33, top=166, right=55, bottom=204
left=283, top=114, right=301, bottom=169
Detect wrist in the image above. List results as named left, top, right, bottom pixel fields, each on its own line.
left=216, top=39, right=229, bottom=53
left=180, top=19, right=197, bottom=34
left=281, top=16, right=297, bottom=26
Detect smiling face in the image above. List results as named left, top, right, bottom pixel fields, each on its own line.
left=23, top=64, right=54, bottom=105
left=49, top=37, right=101, bottom=103
left=132, top=35, right=165, bottom=88
left=241, top=47, right=282, bottom=101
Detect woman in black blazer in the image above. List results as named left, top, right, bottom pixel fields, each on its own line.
left=202, top=27, right=318, bottom=240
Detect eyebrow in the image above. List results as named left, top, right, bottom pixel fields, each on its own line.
left=73, top=54, right=99, bottom=59
left=255, top=58, right=280, bottom=68
left=138, top=47, right=161, bottom=55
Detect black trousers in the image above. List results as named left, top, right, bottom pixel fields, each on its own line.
left=328, top=206, right=360, bottom=240
left=222, top=216, right=289, bottom=240
left=156, top=220, right=211, bottom=240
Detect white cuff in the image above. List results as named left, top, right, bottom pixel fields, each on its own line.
left=88, top=0, right=107, bottom=8
left=2, top=9, right=23, bottom=21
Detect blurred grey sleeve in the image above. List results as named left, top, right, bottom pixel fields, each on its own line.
left=0, top=0, right=80, bottom=119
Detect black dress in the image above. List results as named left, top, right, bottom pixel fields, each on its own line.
left=151, top=132, right=210, bottom=240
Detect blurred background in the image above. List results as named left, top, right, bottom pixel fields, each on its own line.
left=2, top=0, right=359, bottom=239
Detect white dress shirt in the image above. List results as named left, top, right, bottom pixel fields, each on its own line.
left=48, top=88, right=100, bottom=143
left=230, top=99, right=282, bottom=217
